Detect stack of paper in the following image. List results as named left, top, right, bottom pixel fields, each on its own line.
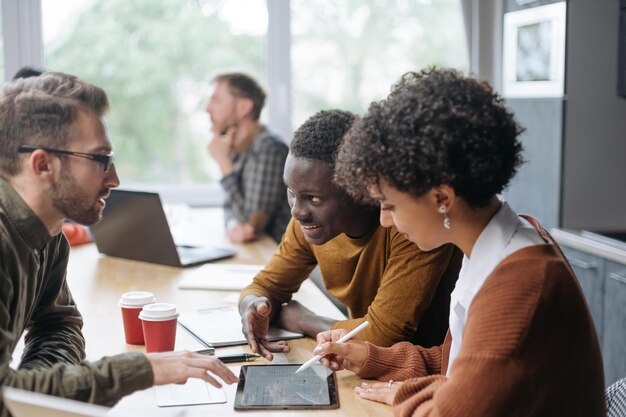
left=155, top=378, right=226, bottom=407
left=178, top=264, right=265, bottom=291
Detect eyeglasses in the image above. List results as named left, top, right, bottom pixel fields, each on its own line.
left=18, top=145, right=115, bottom=173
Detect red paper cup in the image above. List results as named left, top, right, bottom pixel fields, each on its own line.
left=139, top=303, right=178, bottom=353
left=119, top=291, right=155, bottom=345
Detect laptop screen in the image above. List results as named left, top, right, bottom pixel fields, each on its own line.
left=91, top=190, right=235, bottom=267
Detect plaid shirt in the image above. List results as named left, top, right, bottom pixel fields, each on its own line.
left=220, top=127, right=291, bottom=242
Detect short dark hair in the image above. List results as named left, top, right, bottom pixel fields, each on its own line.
left=290, top=109, right=357, bottom=167
left=0, top=72, right=109, bottom=176
left=335, top=68, right=524, bottom=208
left=13, top=66, right=46, bottom=80
left=213, top=72, right=266, bottom=120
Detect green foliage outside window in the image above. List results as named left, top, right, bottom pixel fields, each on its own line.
left=292, top=0, right=467, bottom=127
left=44, top=0, right=466, bottom=185
left=45, top=0, right=265, bottom=185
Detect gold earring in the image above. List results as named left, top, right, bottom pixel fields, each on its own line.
left=438, top=205, right=451, bottom=230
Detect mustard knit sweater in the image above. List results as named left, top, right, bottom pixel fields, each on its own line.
left=240, top=218, right=461, bottom=347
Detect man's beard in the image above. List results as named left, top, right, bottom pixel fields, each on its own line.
left=51, top=165, right=105, bottom=226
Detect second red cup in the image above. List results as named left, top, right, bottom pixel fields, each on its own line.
left=119, top=291, right=156, bottom=345
left=139, top=303, right=178, bottom=353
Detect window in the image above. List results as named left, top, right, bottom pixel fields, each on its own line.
left=4, top=0, right=468, bottom=202
left=291, top=0, right=468, bottom=128
left=0, top=5, right=4, bottom=79
left=41, top=0, right=267, bottom=187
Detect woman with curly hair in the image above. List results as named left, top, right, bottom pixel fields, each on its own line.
left=314, top=68, right=605, bottom=416
left=239, top=109, right=461, bottom=359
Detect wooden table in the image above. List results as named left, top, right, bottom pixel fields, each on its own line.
left=61, top=208, right=392, bottom=417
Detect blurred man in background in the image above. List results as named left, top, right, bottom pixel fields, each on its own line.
left=206, top=73, right=290, bottom=243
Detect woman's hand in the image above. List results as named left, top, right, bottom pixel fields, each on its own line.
left=355, top=380, right=404, bottom=406
left=314, top=328, right=368, bottom=374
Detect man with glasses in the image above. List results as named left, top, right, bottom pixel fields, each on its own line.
left=0, top=72, right=238, bottom=416
left=17, top=145, right=115, bottom=172
left=12, top=66, right=93, bottom=246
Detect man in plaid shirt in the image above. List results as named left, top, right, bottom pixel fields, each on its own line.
left=206, top=73, right=290, bottom=243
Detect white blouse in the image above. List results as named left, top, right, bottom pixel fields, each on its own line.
left=446, top=201, right=545, bottom=376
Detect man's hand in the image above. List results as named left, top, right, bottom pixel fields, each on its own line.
left=147, top=351, right=239, bottom=387
left=276, top=300, right=310, bottom=333
left=314, top=329, right=369, bottom=374
left=208, top=127, right=235, bottom=176
left=239, top=295, right=289, bottom=361
left=228, top=221, right=255, bottom=243
left=277, top=300, right=337, bottom=337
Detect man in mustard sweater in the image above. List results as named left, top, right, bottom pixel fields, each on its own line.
left=239, top=110, right=462, bottom=360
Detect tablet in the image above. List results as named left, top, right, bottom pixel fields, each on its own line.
left=233, top=364, right=339, bottom=410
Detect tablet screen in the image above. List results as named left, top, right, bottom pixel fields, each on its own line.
left=233, top=364, right=339, bottom=410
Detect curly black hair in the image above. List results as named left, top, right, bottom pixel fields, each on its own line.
left=334, top=68, right=524, bottom=208
left=290, top=109, right=357, bottom=167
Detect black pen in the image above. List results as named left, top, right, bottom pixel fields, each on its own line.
left=216, top=353, right=260, bottom=363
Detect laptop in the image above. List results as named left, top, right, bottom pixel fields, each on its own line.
left=2, top=387, right=185, bottom=417
left=2, top=387, right=115, bottom=417
left=91, top=189, right=236, bottom=267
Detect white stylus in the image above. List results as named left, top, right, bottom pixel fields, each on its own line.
left=295, top=321, right=370, bottom=374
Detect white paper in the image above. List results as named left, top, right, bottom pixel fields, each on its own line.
left=178, top=264, right=265, bottom=291
left=221, top=293, right=240, bottom=304
left=155, top=378, right=226, bottom=407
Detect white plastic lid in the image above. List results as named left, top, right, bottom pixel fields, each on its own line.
left=118, top=291, right=156, bottom=308
left=139, top=303, right=178, bottom=321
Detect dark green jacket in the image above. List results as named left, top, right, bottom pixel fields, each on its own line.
left=0, top=177, right=152, bottom=416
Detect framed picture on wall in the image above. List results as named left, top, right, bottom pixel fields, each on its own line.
left=502, top=2, right=566, bottom=98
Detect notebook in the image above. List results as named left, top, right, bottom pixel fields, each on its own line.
left=178, top=306, right=303, bottom=347
left=91, top=189, right=236, bottom=267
